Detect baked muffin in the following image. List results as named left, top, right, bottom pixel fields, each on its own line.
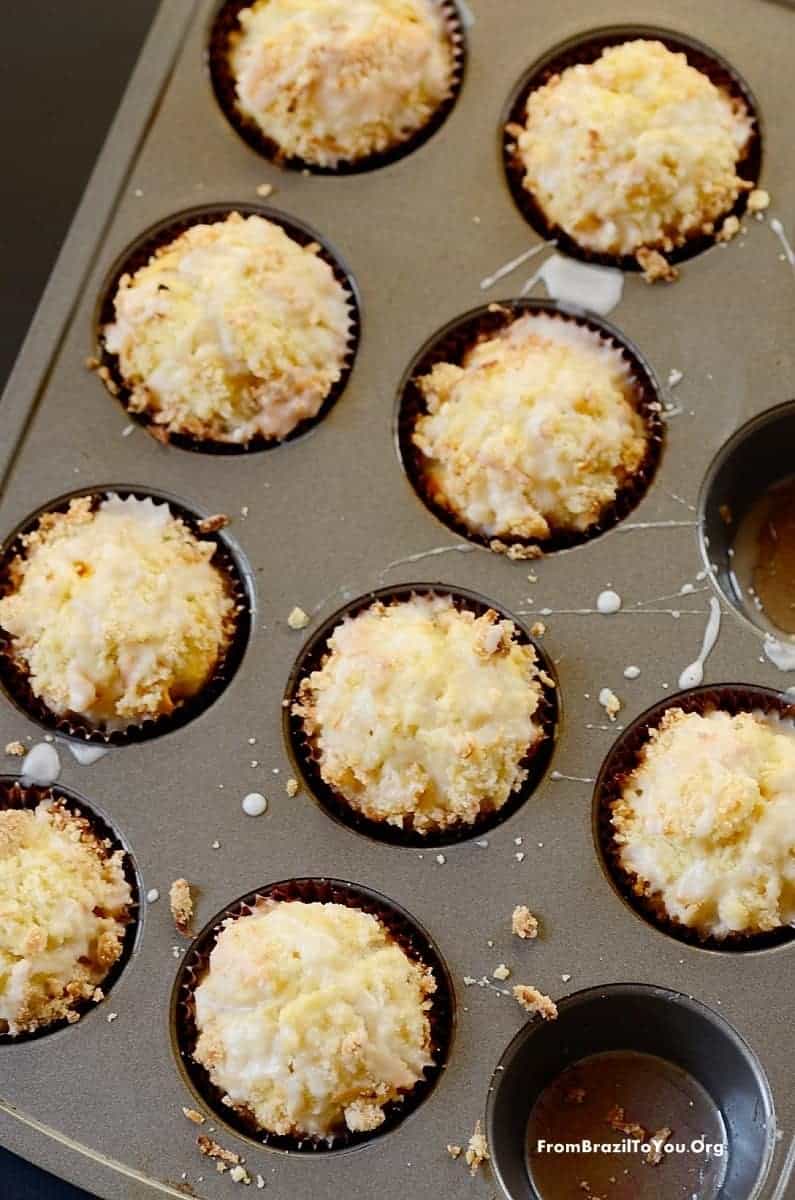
left=293, top=595, right=547, bottom=833
left=192, top=899, right=436, bottom=1139
left=102, top=212, right=351, bottom=444
left=0, top=797, right=132, bottom=1035
left=0, top=495, right=236, bottom=730
left=227, top=0, right=455, bottom=167
left=412, top=313, right=648, bottom=545
left=611, top=708, right=795, bottom=939
left=512, top=39, right=754, bottom=270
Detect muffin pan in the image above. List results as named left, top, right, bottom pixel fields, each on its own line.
left=0, top=0, right=794, bottom=1197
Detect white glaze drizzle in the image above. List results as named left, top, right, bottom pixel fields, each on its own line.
left=764, top=638, right=795, bottom=672
left=770, top=218, right=795, bottom=267
left=479, top=243, right=549, bottom=290
left=521, top=254, right=624, bottom=315
left=550, top=771, right=594, bottom=784
left=63, top=741, right=109, bottom=766
left=596, top=589, right=621, bottom=614
left=378, top=543, right=476, bottom=578
left=678, top=596, right=721, bottom=688
left=20, top=742, right=61, bottom=787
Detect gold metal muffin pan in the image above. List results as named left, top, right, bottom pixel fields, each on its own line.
left=0, top=0, right=794, bottom=1197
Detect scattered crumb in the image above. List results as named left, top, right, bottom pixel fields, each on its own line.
left=169, top=878, right=194, bottom=937
left=106, top=1012, right=118, bottom=1023
left=515, top=851, right=525, bottom=862
left=667, top=368, right=683, bottom=387
left=607, top=1105, right=646, bottom=1140
left=511, top=905, right=539, bottom=940
left=493, top=963, right=511, bottom=981
left=121, top=423, right=136, bottom=437
left=716, top=215, right=740, bottom=243
left=636, top=247, right=679, bottom=283
left=598, top=687, right=621, bottom=721
left=197, top=513, right=230, bottom=534
left=645, top=1127, right=672, bottom=1166
left=256, top=183, right=273, bottom=198
left=530, top=621, right=546, bottom=638
left=211, top=839, right=221, bottom=850
left=4, top=741, right=25, bottom=756
left=196, top=1136, right=242, bottom=1166
left=446, top=1144, right=462, bottom=1159
left=565, top=1087, right=586, bottom=1105
left=287, top=606, right=310, bottom=630
left=255, top=1176, right=265, bottom=1190
left=512, top=984, right=557, bottom=1020
left=230, top=1164, right=251, bottom=1184
left=85, top=355, right=100, bottom=370
left=747, top=188, right=770, bottom=213
left=285, top=777, right=299, bottom=797
left=435, top=853, right=446, bottom=865
left=146, top=887, right=160, bottom=903
left=182, top=1107, right=205, bottom=1126
left=561, top=973, right=571, bottom=983
left=464, top=1120, right=490, bottom=1175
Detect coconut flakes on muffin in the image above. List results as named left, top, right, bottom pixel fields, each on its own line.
left=0, top=799, right=131, bottom=1035
left=228, top=0, right=455, bottom=167
left=611, top=708, right=795, bottom=938
left=102, top=212, right=351, bottom=444
left=412, top=313, right=648, bottom=544
left=513, top=39, right=754, bottom=268
left=293, top=595, right=546, bottom=833
left=0, top=495, right=236, bottom=730
left=192, top=899, right=436, bottom=1139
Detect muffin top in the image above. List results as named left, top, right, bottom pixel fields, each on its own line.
left=103, top=212, right=351, bottom=443
left=612, top=708, right=795, bottom=938
left=412, top=313, right=648, bottom=544
left=0, top=798, right=132, bottom=1035
left=0, top=495, right=236, bottom=729
left=513, top=39, right=753, bottom=263
left=192, top=899, right=435, bottom=1138
left=228, top=0, right=455, bottom=167
left=294, top=595, right=547, bottom=832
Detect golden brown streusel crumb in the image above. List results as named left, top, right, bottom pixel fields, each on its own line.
left=493, top=963, right=511, bottom=981
left=169, top=878, right=194, bottom=937
left=512, top=984, right=557, bottom=1020
left=530, top=621, right=546, bottom=638
left=511, top=904, right=539, bottom=939
left=256, top=183, right=273, bottom=198
left=285, top=777, right=299, bottom=797
left=716, top=215, right=741, bottom=243
left=636, top=247, right=679, bottom=284
left=4, top=741, right=25, bottom=756
left=197, top=514, right=230, bottom=534
left=446, top=1143, right=462, bottom=1159
left=182, top=1106, right=205, bottom=1125
left=464, top=1120, right=490, bottom=1175
left=287, top=606, right=310, bottom=630
left=344, top=1098, right=385, bottom=1132
left=747, top=188, right=770, bottom=212
left=196, top=1135, right=242, bottom=1165
left=599, top=688, right=622, bottom=721
left=606, top=1104, right=646, bottom=1140
left=645, top=1127, right=672, bottom=1165
left=229, top=1164, right=251, bottom=1184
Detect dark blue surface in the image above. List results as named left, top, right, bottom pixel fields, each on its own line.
left=0, top=0, right=158, bottom=1196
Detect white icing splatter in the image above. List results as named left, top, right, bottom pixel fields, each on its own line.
left=623, top=665, right=641, bottom=679
left=550, top=770, right=594, bottom=784
left=479, top=243, right=548, bottom=290
left=678, top=597, right=721, bottom=688
left=764, top=637, right=795, bottom=671
left=596, top=589, right=622, bottom=614
left=146, top=888, right=160, bottom=903
left=456, top=0, right=475, bottom=27
left=63, top=740, right=109, bottom=766
left=21, top=742, right=61, bottom=786
left=242, top=792, right=268, bottom=817
left=667, top=369, right=683, bottom=387
left=770, top=218, right=795, bottom=267
left=378, top=543, right=476, bottom=578
left=521, top=253, right=623, bottom=315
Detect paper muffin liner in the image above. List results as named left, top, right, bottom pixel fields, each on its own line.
left=94, top=203, right=360, bottom=453
left=0, top=777, right=140, bottom=1044
left=502, top=26, right=762, bottom=271
left=396, top=299, right=664, bottom=557
left=171, top=876, right=455, bottom=1152
left=208, top=0, right=466, bottom=175
left=284, top=583, right=559, bottom=848
left=593, top=683, right=795, bottom=953
left=0, top=486, right=252, bottom=745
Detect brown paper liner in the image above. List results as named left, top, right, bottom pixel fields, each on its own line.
left=0, top=487, right=252, bottom=745
left=208, top=0, right=466, bottom=174
left=593, top=683, right=795, bottom=953
left=502, top=26, right=763, bottom=270
left=397, top=299, right=664, bottom=556
left=285, top=583, right=559, bottom=847
left=94, top=203, right=360, bottom=453
left=0, top=777, right=140, bottom=1043
left=171, top=877, right=455, bottom=1151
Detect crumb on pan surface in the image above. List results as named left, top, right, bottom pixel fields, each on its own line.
left=102, top=212, right=351, bottom=444
left=511, top=903, right=539, bottom=939
left=514, top=39, right=754, bottom=263
left=464, top=1119, right=489, bottom=1174
left=170, top=878, right=194, bottom=936
left=228, top=0, right=455, bottom=167
left=192, top=899, right=436, bottom=1139
left=512, top=983, right=557, bottom=1019
left=0, top=495, right=236, bottom=729
left=293, top=594, right=546, bottom=833
left=611, top=708, right=795, bottom=938
left=0, top=799, right=131, bottom=1035
left=412, top=314, right=648, bottom=542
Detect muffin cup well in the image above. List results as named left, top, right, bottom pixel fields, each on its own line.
left=284, top=583, right=559, bottom=847
left=0, top=486, right=253, bottom=745
left=94, top=203, right=360, bottom=453
left=0, top=777, right=140, bottom=1045
left=396, top=300, right=664, bottom=556
left=593, top=683, right=795, bottom=953
left=171, top=876, right=455, bottom=1153
left=502, top=25, right=762, bottom=271
left=207, top=0, right=467, bottom=175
